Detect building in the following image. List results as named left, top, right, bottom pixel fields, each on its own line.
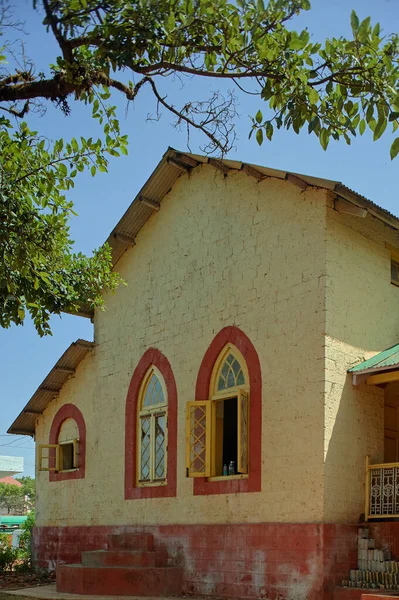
left=8, top=148, right=399, bottom=600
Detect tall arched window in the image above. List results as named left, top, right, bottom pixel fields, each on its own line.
left=138, top=367, right=168, bottom=485
left=186, top=343, right=249, bottom=479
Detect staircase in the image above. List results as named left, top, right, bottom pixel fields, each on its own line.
left=333, top=527, right=399, bottom=600
left=56, top=533, right=183, bottom=596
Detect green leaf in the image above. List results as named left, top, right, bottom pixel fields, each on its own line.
left=359, top=119, right=366, bottom=135
left=255, top=110, right=263, bottom=124
left=91, top=165, right=97, bottom=177
left=320, top=129, right=329, bottom=151
left=256, top=128, right=263, bottom=146
left=57, top=163, right=68, bottom=177
left=390, top=138, right=399, bottom=160
left=373, top=118, right=387, bottom=141
left=389, top=112, right=399, bottom=122
left=265, top=121, right=274, bottom=141
left=351, top=10, right=359, bottom=32
left=308, top=87, right=319, bottom=105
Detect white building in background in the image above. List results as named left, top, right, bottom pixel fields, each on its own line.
left=0, top=455, right=23, bottom=478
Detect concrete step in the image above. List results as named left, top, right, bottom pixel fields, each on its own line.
left=57, top=564, right=183, bottom=596
left=108, top=533, right=154, bottom=551
left=333, top=588, right=399, bottom=600
left=362, top=595, right=399, bottom=599
left=81, top=549, right=168, bottom=568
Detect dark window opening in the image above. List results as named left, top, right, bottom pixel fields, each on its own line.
left=215, top=397, right=238, bottom=476
left=60, top=443, right=75, bottom=471
left=391, top=260, right=399, bottom=287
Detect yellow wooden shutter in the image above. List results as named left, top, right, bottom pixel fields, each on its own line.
left=73, top=439, right=79, bottom=468
left=38, top=444, right=59, bottom=472
left=186, top=401, right=211, bottom=477
left=237, top=389, right=249, bottom=474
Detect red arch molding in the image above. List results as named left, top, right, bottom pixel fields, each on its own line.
left=49, top=404, right=86, bottom=482
left=125, top=348, right=177, bottom=499
left=194, top=326, right=262, bottom=495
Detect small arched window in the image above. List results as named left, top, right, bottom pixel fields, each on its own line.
left=186, top=344, right=249, bottom=479
left=138, top=367, right=168, bottom=485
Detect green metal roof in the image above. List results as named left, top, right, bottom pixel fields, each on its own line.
left=349, top=343, right=399, bottom=373
left=0, top=516, right=27, bottom=525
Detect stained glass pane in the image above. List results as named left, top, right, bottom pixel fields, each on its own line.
left=155, top=414, right=166, bottom=479
left=143, top=373, right=166, bottom=407
left=217, top=353, right=246, bottom=390
left=140, top=417, right=151, bottom=480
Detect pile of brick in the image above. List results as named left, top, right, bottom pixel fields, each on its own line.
left=341, top=528, right=399, bottom=591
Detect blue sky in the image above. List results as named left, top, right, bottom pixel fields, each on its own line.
left=1, top=0, right=399, bottom=478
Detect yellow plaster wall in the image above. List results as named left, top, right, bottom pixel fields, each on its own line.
left=35, top=165, right=329, bottom=528
left=324, top=200, right=399, bottom=522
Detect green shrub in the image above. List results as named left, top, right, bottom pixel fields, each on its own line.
left=0, top=533, right=19, bottom=572
left=16, top=512, right=35, bottom=571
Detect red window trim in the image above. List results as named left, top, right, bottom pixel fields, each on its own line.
left=49, top=404, right=86, bottom=482
left=194, top=326, right=262, bottom=495
left=125, top=348, right=177, bottom=499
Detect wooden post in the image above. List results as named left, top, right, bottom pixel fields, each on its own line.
left=365, top=455, right=370, bottom=522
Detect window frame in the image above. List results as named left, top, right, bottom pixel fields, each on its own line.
left=125, top=347, right=177, bottom=500
left=38, top=438, right=79, bottom=473
left=46, top=404, right=86, bottom=482
left=136, top=366, right=168, bottom=487
left=193, top=326, right=262, bottom=496
left=186, top=344, right=250, bottom=481
left=208, top=345, right=250, bottom=479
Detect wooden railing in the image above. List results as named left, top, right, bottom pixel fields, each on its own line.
left=365, top=455, right=399, bottom=520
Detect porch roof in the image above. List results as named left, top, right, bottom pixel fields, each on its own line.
left=349, top=343, right=399, bottom=373
left=349, top=343, right=399, bottom=385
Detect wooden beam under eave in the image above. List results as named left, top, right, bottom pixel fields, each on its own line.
left=139, top=196, right=160, bottom=211
left=40, top=387, right=59, bottom=394
left=366, top=371, right=399, bottom=386
left=209, top=158, right=230, bottom=175
left=24, top=410, right=42, bottom=415
left=167, top=158, right=190, bottom=172
left=335, top=198, right=367, bottom=218
left=286, top=173, right=308, bottom=191
left=113, top=232, right=136, bottom=246
left=241, top=164, right=265, bottom=181
left=352, top=373, right=370, bottom=386
left=174, top=153, right=198, bottom=168
left=54, top=366, right=75, bottom=375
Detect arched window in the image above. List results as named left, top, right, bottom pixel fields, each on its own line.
left=38, top=404, right=86, bottom=482
left=186, top=343, right=250, bottom=479
left=137, top=367, right=168, bottom=484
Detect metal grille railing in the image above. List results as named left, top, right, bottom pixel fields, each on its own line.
left=365, top=455, right=399, bottom=520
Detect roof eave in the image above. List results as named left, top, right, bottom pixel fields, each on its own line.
left=8, top=339, right=95, bottom=436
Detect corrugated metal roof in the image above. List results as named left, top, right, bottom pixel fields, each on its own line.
left=349, top=343, right=399, bottom=374
left=8, top=339, right=94, bottom=436
left=105, top=147, right=399, bottom=269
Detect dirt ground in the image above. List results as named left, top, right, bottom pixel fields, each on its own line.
left=0, top=571, right=55, bottom=594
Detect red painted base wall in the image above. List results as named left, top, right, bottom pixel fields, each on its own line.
left=33, top=523, right=358, bottom=600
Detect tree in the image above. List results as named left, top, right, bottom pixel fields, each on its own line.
left=15, top=477, right=35, bottom=510
left=0, top=483, right=25, bottom=515
left=1, top=0, right=399, bottom=334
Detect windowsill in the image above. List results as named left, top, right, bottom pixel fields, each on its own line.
left=57, top=468, right=78, bottom=474
left=137, top=480, right=167, bottom=487
left=208, top=474, right=248, bottom=482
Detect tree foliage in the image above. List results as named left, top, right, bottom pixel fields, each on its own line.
left=0, top=483, right=25, bottom=515
left=15, top=477, right=35, bottom=508
left=1, top=0, right=399, bottom=333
